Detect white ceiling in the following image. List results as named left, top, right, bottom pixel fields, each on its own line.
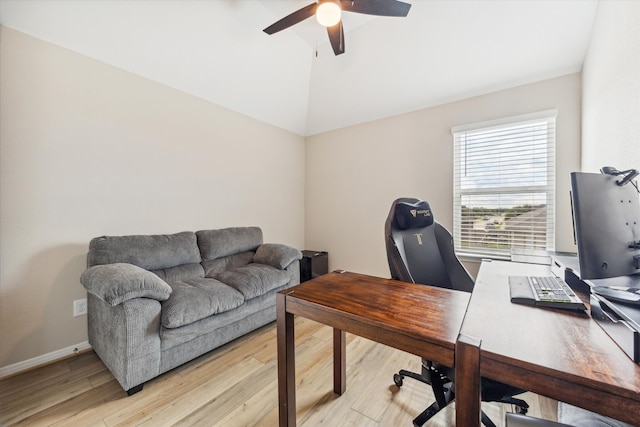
left=0, top=0, right=598, bottom=136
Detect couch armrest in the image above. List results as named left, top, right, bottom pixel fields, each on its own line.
left=81, top=263, right=172, bottom=306
left=253, top=243, right=302, bottom=270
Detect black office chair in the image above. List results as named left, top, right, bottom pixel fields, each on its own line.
left=385, top=197, right=529, bottom=427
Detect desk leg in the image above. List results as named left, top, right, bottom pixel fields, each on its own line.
left=333, top=328, right=346, bottom=395
left=277, top=292, right=296, bottom=427
left=456, top=334, right=482, bottom=427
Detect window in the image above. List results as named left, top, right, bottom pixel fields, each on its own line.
left=452, top=110, right=556, bottom=259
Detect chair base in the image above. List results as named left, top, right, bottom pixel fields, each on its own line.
left=394, top=368, right=528, bottom=427
left=412, top=385, right=454, bottom=427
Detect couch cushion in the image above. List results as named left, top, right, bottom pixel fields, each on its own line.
left=197, top=227, right=262, bottom=261
left=161, top=278, right=244, bottom=328
left=201, top=252, right=254, bottom=277
left=215, top=263, right=290, bottom=300
left=88, top=231, right=201, bottom=270
left=159, top=284, right=288, bottom=350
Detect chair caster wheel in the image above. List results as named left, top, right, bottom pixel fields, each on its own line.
left=394, top=373, right=404, bottom=387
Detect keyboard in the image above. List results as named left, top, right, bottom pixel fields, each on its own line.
left=509, top=275, right=587, bottom=311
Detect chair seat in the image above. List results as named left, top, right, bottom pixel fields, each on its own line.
left=481, top=376, right=527, bottom=402
left=433, top=360, right=526, bottom=402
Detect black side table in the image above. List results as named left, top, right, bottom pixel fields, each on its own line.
left=299, top=250, right=328, bottom=282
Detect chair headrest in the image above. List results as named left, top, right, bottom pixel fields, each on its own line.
left=394, top=199, right=434, bottom=230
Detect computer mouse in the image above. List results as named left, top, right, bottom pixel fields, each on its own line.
left=592, top=286, right=640, bottom=305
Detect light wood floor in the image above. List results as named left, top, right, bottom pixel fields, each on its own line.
left=0, top=317, right=557, bottom=426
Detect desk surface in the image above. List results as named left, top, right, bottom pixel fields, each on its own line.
left=282, top=270, right=470, bottom=365
left=457, top=260, right=640, bottom=426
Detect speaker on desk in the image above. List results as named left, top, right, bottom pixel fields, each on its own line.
left=300, top=250, right=328, bottom=282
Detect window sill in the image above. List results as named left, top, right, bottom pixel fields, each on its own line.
left=456, top=252, right=511, bottom=264
left=457, top=250, right=559, bottom=265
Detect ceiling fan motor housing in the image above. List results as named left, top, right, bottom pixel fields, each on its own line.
left=316, top=1, right=342, bottom=27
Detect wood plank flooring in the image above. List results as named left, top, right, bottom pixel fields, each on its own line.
left=0, top=317, right=557, bottom=426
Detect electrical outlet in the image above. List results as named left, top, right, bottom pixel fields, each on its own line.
left=74, top=298, right=87, bottom=317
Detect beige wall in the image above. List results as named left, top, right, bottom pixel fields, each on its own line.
left=305, top=74, right=582, bottom=279
left=582, top=0, right=640, bottom=172
left=0, top=27, right=306, bottom=369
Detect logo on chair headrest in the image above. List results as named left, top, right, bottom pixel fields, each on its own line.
left=394, top=200, right=434, bottom=230
left=410, top=209, right=431, bottom=218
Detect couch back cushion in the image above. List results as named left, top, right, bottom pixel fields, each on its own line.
left=88, top=231, right=202, bottom=271
left=196, top=227, right=263, bottom=261
left=201, top=252, right=255, bottom=277
left=152, top=263, right=205, bottom=283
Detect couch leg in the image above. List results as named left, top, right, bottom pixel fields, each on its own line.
left=126, top=384, right=144, bottom=396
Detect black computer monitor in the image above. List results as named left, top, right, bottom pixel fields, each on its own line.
left=570, top=171, right=640, bottom=280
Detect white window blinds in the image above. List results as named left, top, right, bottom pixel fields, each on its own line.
left=452, top=110, right=557, bottom=258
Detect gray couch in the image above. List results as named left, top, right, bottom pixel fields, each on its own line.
left=80, top=226, right=301, bottom=395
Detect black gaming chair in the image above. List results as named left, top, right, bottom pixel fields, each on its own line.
left=385, top=197, right=529, bottom=427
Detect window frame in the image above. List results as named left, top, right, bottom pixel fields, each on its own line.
left=452, top=110, right=557, bottom=260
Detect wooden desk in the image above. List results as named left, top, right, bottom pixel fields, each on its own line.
left=276, top=270, right=470, bottom=426
left=456, top=261, right=640, bottom=426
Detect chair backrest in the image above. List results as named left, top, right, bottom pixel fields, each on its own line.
left=385, top=197, right=474, bottom=293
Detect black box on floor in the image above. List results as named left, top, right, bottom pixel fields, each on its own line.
left=300, top=250, right=328, bottom=283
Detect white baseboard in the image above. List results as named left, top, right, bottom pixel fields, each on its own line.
left=0, top=341, right=92, bottom=378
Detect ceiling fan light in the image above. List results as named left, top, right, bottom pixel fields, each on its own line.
left=316, top=1, right=341, bottom=27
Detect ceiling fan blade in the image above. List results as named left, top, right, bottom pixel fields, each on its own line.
left=326, top=21, right=345, bottom=56
left=263, top=2, right=318, bottom=35
left=342, top=0, right=411, bottom=17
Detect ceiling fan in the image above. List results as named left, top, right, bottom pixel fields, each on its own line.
left=263, top=0, right=412, bottom=56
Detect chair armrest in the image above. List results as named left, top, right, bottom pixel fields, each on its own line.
left=254, top=243, right=302, bottom=270
left=81, top=263, right=172, bottom=306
